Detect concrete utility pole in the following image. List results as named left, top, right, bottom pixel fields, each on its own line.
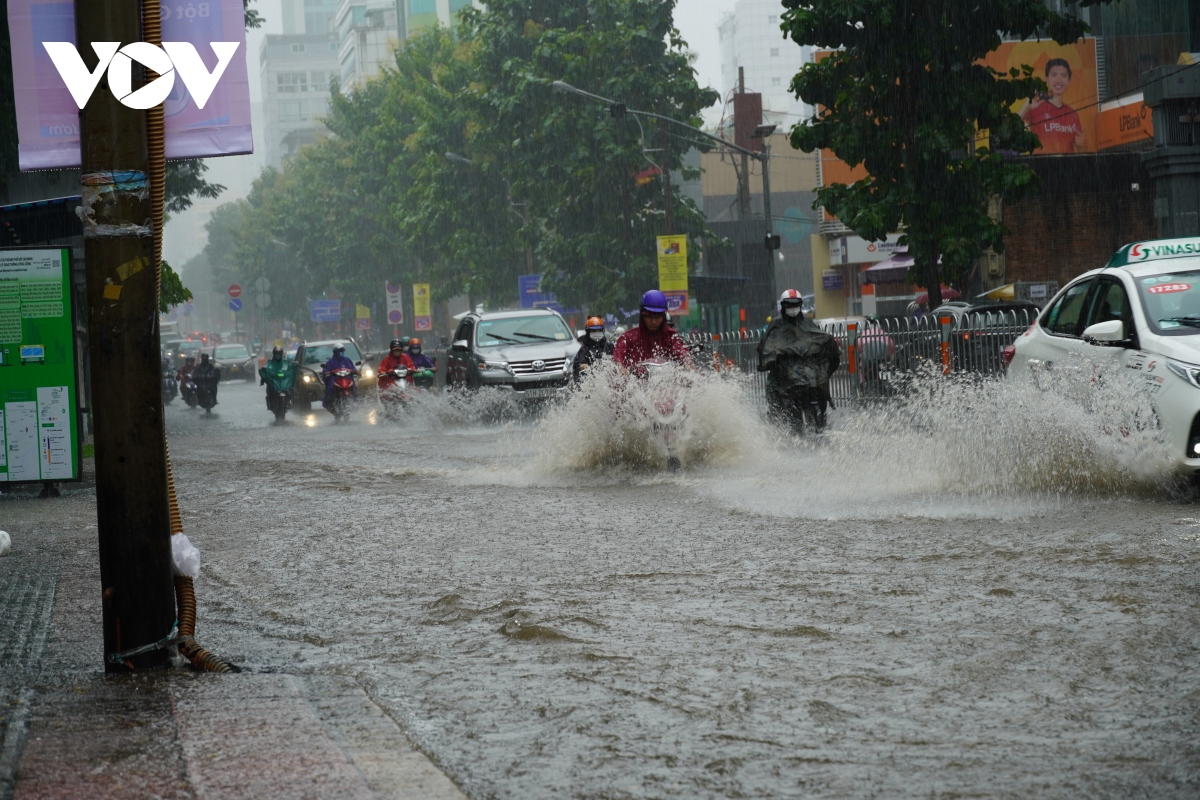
left=77, top=0, right=176, bottom=671
left=661, top=120, right=675, bottom=235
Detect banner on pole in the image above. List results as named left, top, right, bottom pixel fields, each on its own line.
left=7, top=0, right=254, bottom=170
left=412, top=283, right=431, bottom=331
left=657, top=235, right=689, bottom=315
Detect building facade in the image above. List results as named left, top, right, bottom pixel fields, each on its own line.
left=398, top=0, right=476, bottom=39
left=335, top=0, right=400, bottom=90
left=717, top=0, right=811, bottom=126
left=259, top=34, right=341, bottom=170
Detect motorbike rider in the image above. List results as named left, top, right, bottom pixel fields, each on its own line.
left=321, top=345, right=359, bottom=411
left=613, top=290, right=692, bottom=370
left=259, top=345, right=298, bottom=396
left=757, top=288, right=840, bottom=432
left=378, top=339, right=417, bottom=394
left=406, top=338, right=437, bottom=372
left=572, top=316, right=614, bottom=381
left=176, top=354, right=196, bottom=383
left=192, top=352, right=221, bottom=406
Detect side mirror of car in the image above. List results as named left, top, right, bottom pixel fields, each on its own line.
left=355, top=360, right=362, bottom=366
left=451, top=339, right=469, bottom=352
left=1081, top=319, right=1129, bottom=346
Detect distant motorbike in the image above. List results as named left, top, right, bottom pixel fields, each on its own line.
left=162, top=366, right=178, bottom=405
left=325, top=368, right=358, bottom=423
left=265, top=385, right=291, bottom=422
left=260, top=364, right=296, bottom=423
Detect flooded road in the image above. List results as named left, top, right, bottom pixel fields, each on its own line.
left=17, top=375, right=1200, bottom=797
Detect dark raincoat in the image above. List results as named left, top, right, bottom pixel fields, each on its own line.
left=572, top=334, right=614, bottom=381
left=756, top=315, right=839, bottom=392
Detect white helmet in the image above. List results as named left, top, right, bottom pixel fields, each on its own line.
left=779, top=289, right=803, bottom=305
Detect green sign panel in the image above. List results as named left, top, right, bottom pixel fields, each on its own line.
left=0, top=247, right=80, bottom=483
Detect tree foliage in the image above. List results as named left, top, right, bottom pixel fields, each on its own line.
left=211, top=0, right=718, bottom=323
left=781, top=0, right=1107, bottom=308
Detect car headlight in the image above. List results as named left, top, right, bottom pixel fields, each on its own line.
left=478, top=360, right=510, bottom=372
left=362, top=368, right=374, bottom=378
left=1167, top=359, right=1200, bottom=389
left=302, top=374, right=313, bottom=383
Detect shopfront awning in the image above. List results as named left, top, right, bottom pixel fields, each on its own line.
left=859, top=252, right=914, bottom=285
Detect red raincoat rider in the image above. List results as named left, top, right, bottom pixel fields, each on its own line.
left=378, top=339, right=417, bottom=392
left=613, top=290, right=693, bottom=370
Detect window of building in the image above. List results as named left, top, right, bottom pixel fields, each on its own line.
left=279, top=100, right=307, bottom=122
left=277, top=72, right=308, bottom=93
left=770, top=48, right=779, bottom=57
left=310, top=71, right=329, bottom=91
left=772, top=77, right=782, bottom=86
left=291, top=43, right=306, bottom=53
left=768, top=15, right=777, bottom=23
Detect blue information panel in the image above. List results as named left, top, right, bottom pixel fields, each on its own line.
left=518, top=274, right=575, bottom=314
left=309, top=299, right=341, bottom=322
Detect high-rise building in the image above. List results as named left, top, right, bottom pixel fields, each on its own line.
left=397, top=0, right=477, bottom=39
left=717, top=0, right=811, bottom=126
left=279, top=0, right=341, bottom=35
left=335, top=0, right=400, bottom=91
left=259, top=34, right=341, bottom=169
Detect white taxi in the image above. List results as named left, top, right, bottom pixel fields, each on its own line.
left=1005, top=236, right=1200, bottom=474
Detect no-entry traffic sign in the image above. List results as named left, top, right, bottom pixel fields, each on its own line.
left=228, top=284, right=242, bottom=298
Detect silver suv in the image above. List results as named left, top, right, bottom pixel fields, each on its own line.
left=446, top=309, right=581, bottom=399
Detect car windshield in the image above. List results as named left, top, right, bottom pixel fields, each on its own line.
left=179, top=341, right=202, bottom=353
left=1135, top=270, right=1200, bottom=335
left=302, top=342, right=362, bottom=364
left=214, top=345, right=250, bottom=359
left=476, top=315, right=572, bottom=347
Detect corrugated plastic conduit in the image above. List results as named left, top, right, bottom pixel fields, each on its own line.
left=145, top=0, right=237, bottom=674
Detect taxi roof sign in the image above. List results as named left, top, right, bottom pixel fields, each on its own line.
left=1108, top=237, right=1200, bottom=267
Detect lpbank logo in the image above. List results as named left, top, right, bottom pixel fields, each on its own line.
left=42, top=41, right=240, bottom=110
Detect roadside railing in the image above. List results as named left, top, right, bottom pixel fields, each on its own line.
left=686, top=309, right=1036, bottom=405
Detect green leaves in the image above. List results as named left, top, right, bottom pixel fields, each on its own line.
left=779, top=0, right=1102, bottom=307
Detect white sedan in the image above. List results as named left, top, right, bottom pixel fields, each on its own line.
left=1005, top=237, right=1200, bottom=475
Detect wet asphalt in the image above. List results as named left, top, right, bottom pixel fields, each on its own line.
left=3, top=375, right=1200, bottom=798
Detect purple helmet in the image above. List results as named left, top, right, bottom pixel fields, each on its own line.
left=641, top=289, right=668, bottom=313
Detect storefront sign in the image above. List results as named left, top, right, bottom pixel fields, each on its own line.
left=829, top=234, right=903, bottom=265
left=822, top=269, right=844, bottom=291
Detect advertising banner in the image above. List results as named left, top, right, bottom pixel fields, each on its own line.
left=0, top=247, right=80, bottom=483
left=355, top=303, right=370, bottom=330
left=385, top=281, right=403, bottom=326
left=978, top=38, right=1099, bottom=154
left=1096, top=93, right=1154, bottom=150
left=7, top=0, right=253, bottom=170
left=412, top=283, right=431, bottom=331
left=656, top=235, right=688, bottom=315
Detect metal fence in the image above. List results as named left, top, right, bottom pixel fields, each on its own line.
left=688, top=309, right=1037, bottom=405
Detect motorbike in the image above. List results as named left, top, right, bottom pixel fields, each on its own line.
left=634, top=358, right=689, bottom=472
left=180, top=375, right=199, bottom=409
left=162, top=367, right=178, bottom=405
left=195, top=378, right=218, bottom=415
left=265, top=385, right=292, bottom=422
left=325, top=367, right=358, bottom=423
left=378, top=367, right=411, bottom=421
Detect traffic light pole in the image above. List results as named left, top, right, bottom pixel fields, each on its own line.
left=77, top=0, right=176, bottom=671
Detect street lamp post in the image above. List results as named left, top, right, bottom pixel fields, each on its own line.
left=445, top=152, right=535, bottom=276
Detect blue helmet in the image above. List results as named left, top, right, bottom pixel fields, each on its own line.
left=641, top=289, right=668, bottom=313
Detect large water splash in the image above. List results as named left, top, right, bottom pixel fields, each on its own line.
left=525, top=359, right=1181, bottom=517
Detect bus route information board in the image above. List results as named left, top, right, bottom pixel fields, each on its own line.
left=0, top=247, right=79, bottom=483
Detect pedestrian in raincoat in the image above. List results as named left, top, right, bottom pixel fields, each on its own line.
left=614, top=290, right=692, bottom=372
left=321, top=345, right=358, bottom=411
left=757, top=289, right=840, bottom=432
left=572, top=316, right=614, bottom=381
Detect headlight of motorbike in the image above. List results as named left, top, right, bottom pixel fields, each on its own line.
left=478, top=360, right=510, bottom=372
left=1167, top=359, right=1200, bottom=389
